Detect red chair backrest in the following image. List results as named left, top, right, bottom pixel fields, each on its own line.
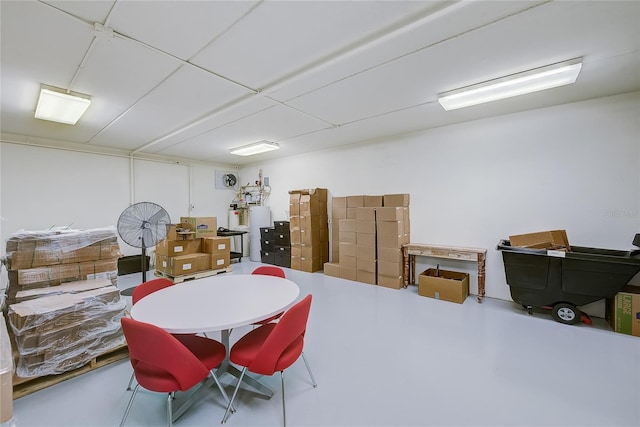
left=252, top=266, right=286, bottom=278
left=121, top=317, right=208, bottom=391
left=132, top=277, right=174, bottom=305
left=248, top=294, right=312, bottom=375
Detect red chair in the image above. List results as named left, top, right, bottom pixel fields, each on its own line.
left=221, top=294, right=316, bottom=426
left=131, top=277, right=174, bottom=304
left=126, top=277, right=195, bottom=391
left=120, top=317, right=232, bottom=427
left=251, top=266, right=286, bottom=325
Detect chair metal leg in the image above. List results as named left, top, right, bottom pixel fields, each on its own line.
left=221, top=367, right=247, bottom=424
left=301, top=352, right=317, bottom=387
left=167, top=392, right=174, bottom=427
left=281, top=371, right=286, bottom=427
left=126, top=371, right=135, bottom=391
left=120, top=384, right=140, bottom=427
left=210, top=371, right=236, bottom=413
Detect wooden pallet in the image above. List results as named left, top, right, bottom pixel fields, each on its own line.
left=12, top=344, right=129, bottom=399
left=154, top=266, right=232, bottom=284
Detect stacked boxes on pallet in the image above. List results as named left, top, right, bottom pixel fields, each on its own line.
left=324, top=194, right=410, bottom=289
left=4, top=226, right=126, bottom=378
left=155, top=217, right=230, bottom=277
left=289, top=188, right=329, bottom=272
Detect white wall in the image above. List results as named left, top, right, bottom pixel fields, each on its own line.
left=242, top=92, right=640, bottom=304
left=1, top=92, right=638, bottom=308
left=0, top=145, right=237, bottom=256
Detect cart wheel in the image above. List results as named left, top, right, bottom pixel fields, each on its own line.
left=551, top=303, right=580, bottom=325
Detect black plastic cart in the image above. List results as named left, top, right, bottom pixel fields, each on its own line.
left=497, top=239, right=640, bottom=324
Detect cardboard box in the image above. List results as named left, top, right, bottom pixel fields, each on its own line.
left=16, top=259, right=118, bottom=287
left=300, top=198, right=326, bottom=216
left=355, top=207, right=376, bottom=221
left=347, top=195, right=364, bottom=208
left=357, top=270, right=377, bottom=285
left=165, top=223, right=196, bottom=241
left=363, top=195, right=383, bottom=207
left=356, top=258, right=376, bottom=273
left=323, top=262, right=341, bottom=278
left=340, top=267, right=357, bottom=281
left=9, top=239, right=121, bottom=270
left=339, top=231, right=356, bottom=244
left=375, top=207, right=408, bottom=221
left=607, top=286, right=640, bottom=336
left=378, top=259, right=403, bottom=276
left=418, top=268, right=469, bottom=304
left=202, top=236, right=231, bottom=254
left=376, top=220, right=406, bottom=236
left=211, top=253, right=231, bottom=269
left=356, top=221, right=376, bottom=234
left=347, top=208, right=358, bottom=219
left=299, top=257, right=323, bottom=272
left=340, top=254, right=357, bottom=269
left=377, top=233, right=409, bottom=249
left=509, top=230, right=571, bottom=250
left=339, top=219, right=356, bottom=233
left=331, top=206, right=347, bottom=220
left=332, top=197, right=347, bottom=208
left=356, top=232, right=375, bottom=247
left=289, top=201, right=300, bottom=216
left=289, top=188, right=328, bottom=202
left=378, top=274, right=403, bottom=290
left=339, top=242, right=356, bottom=257
left=156, top=238, right=202, bottom=256
left=157, top=253, right=211, bottom=276
left=356, top=245, right=376, bottom=260
left=383, top=193, right=410, bottom=207
left=180, top=217, right=217, bottom=238
left=377, top=247, right=403, bottom=263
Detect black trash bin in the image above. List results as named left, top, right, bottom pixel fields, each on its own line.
left=497, top=239, right=640, bottom=324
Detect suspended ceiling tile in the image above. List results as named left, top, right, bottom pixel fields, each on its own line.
left=142, top=95, right=277, bottom=154
left=286, top=0, right=640, bottom=125
left=190, top=0, right=431, bottom=90
left=155, top=104, right=331, bottom=162
left=107, top=1, right=257, bottom=60
left=89, top=65, right=254, bottom=150
left=43, top=0, right=116, bottom=24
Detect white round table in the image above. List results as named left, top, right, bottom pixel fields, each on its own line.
left=129, top=273, right=300, bottom=405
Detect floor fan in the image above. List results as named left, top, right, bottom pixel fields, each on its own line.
left=117, top=202, right=171, bottom=282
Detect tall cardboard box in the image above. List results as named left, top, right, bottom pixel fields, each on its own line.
left=418, top=268, right=469, bottom=304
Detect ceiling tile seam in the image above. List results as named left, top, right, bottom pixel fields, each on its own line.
left=131, top=92, right=258, bottom=154
left=150, top=104, right=279, bottom=154
left=86, top=64, right=187, bottom=146
left=263, top=96, right=337, bottom=127
left=185, top=0, right=265, bottom=62
left=128, top=1, right=472, bottom=153
left=284, top=0, right=554, bottom=103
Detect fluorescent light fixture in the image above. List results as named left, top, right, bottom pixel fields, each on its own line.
left=230, top=140, right=280, bottom=156
left=34, top=85, right=91, bottom=125
left=438, top=58, right=582, bottom=111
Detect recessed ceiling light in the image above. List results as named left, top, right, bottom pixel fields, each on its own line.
left=438, top=58, right=583, bottom=111
left=34, top=85, right=91, bottom=125
left=230, top=140, right=280, bottom=156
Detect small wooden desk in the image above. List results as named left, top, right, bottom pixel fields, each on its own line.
left=403, top=243, right=487, bottom=303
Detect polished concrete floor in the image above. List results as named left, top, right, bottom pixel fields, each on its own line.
left=6, top=259, right=640, bottom=427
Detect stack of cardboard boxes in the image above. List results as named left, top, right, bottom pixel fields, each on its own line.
left=289, top=189, right=329, bottom=272
left=325, top=194, right=410, bottom=289
left=155, top=217, right=231, bottom=277
left=3, top=226, right=126, bottom=378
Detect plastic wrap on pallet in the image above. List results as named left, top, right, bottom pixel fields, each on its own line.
left=12, top=278, right=113, bottom=303
left=7, top=286, right=127, bottom=378
left=15, top=328, right=125, bottom=378
left=5, top=226, right=121, bottom=270
left=12, top=260, right=118, bottom=288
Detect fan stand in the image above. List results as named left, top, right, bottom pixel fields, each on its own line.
left=141, top=245, right=147, bottom=283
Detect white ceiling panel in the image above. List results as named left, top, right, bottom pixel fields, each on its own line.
left=107, top=1, right=257, bottom=60
left=190, top=0, right=432, bottom=90
left=156, top=104, right=331, bottom=163
left=1, top=1, right=638, bottom=165
left=88, top=64, right=253, bottom=150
